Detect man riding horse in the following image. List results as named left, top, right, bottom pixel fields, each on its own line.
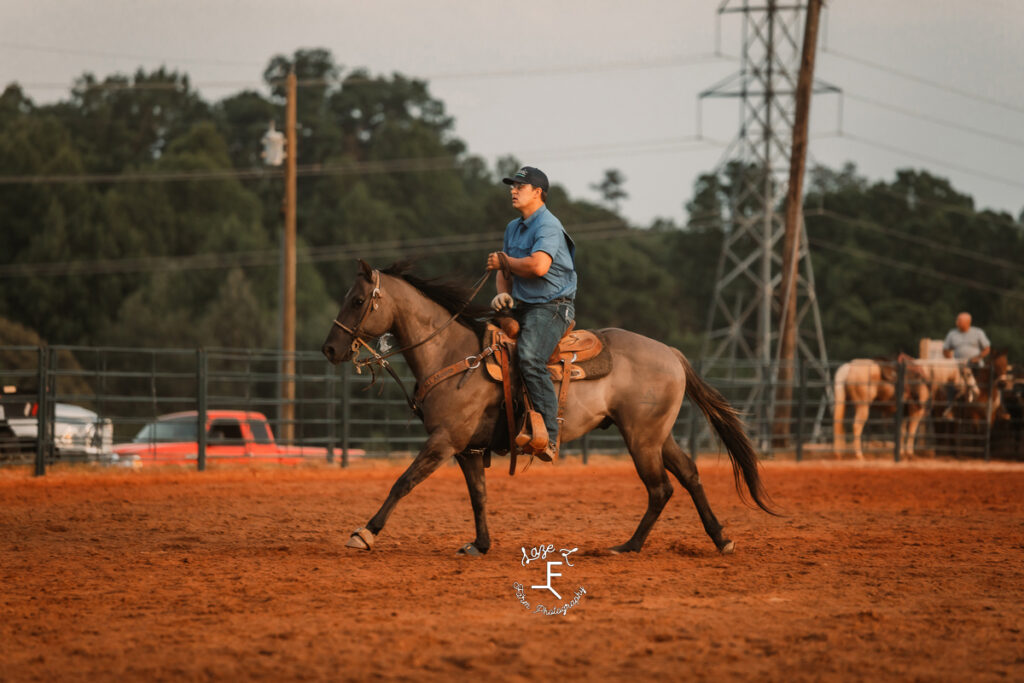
left=486, top=166, right=576, bottom=463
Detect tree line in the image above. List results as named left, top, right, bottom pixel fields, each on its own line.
left=1, top=48, right=1021, bottom=366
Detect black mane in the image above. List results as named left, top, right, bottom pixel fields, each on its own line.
left=381, top=261, right=493, bottom=338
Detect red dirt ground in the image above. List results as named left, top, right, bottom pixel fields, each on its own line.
left=1, top=456, right=1022, bottom=682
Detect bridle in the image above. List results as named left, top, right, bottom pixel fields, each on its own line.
left=331, top=268, right=494, bottom=415
left=332, top=269, right=385, bottom=364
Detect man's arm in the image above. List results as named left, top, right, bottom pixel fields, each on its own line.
left=507, top=251, right=552, bottom=278
left=977, top=329, right=992, bottom=360
left=942, top=330, right=955, bottom=359
left=487, top=251, right=553, bottom=278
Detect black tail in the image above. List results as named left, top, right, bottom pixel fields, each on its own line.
left=674, top=349, right=778, bottom=515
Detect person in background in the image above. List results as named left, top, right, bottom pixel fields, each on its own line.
left=942, top=312, right=991, bottom=364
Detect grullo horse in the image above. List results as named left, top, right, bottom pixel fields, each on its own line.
left=321, top=261, right=775, bottom=556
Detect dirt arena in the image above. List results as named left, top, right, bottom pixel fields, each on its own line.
left=2, top=455, right=1023, bottom=682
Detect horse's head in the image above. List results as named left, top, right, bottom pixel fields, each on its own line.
left=990, top=350, right=1011, bottom=393
left=322, top=259, right=396, bottom=365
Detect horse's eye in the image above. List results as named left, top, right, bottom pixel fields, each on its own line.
left=353, top=297, right=365, bottom=307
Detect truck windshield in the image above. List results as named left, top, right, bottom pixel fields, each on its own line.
left=133, top=419, right=197, bottom=443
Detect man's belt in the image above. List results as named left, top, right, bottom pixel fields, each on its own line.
left=515, top=296, right=575, bottom=307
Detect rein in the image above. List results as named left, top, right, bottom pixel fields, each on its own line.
left=332, top=269, right=494, bottom=415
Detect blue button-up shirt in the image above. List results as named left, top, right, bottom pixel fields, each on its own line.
left=502, top=205, right=577, bottom=304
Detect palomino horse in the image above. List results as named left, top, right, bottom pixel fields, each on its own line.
left=833, top=355, right=977, bottom=459
left=321, top=261, right=775, bottom=556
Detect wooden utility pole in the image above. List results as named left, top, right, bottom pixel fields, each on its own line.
left=282, top=70, right=297, bottom=442
left=773, top=0, right=823, bottom=445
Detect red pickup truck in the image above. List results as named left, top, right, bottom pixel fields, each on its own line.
left=112, top=410, right=361, bottom=465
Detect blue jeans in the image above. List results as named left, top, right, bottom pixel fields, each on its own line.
left=514, top=301, right=574, bottom=443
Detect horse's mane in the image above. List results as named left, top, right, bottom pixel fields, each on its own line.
left=381, top=261, right=492, bottom=338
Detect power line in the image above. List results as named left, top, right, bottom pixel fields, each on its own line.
left=0, top=220, right=635, bottom=279
left=0, top=136, right=725, bottom=186
left=11, top=52, right=733, bottom=93
left=412, top=53, right=732, bottom=81
left=822, top=47, right=1024, bottom=117
left=685, top=179, right=1022, bottom=254
left=0, top=41, right=263, bottom=68
left=0, top=156, right=454, bottom=185
left=838, top=131, right=1024, bottom=192
left=844, top=92, right=1024, bottom=150
left=807, top=236, right=1024, bottom=301
left=806, top=208, right=1024, bottom=274
left=812, top=182, right=1022, bottom=230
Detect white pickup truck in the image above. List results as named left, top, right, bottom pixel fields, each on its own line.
left=0, top=397, right=113, bottom=460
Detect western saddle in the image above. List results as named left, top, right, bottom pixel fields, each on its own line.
left=413, top=315, right=609, bottom=474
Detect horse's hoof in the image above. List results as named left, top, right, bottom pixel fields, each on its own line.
left=608, top=544, right=634, bottom=555
left=718, top=540, right=735, bottom=555
left=456, top=543, right=484, bottom=557
left=345, top=527, right=375, bottom=551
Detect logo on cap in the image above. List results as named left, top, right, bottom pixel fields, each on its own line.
left=515, top=168, right=528, bottom=178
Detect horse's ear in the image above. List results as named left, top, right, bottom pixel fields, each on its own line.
left=356, top=259, right=374, bottom=282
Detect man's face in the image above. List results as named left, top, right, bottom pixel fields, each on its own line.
left=956, top=314, right=971, bottom=332
left=510, top=181, right=541, bottom=210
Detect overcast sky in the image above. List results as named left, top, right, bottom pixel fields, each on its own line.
left=2, top=0, right=1022, bottom=226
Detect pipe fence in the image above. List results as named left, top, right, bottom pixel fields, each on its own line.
left=1, top=345, right=1020, bottom=474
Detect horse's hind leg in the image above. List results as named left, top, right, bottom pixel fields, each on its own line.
left=661, top=436, right=733, bottom=554
left=611, top=433, right=674, bottom=554
left=454, top=450, right=490, bottom=556
left=852, top=403, right=869, bottom=460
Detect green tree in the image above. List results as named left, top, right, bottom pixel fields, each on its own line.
left=590, top=168, right=628, bottom=212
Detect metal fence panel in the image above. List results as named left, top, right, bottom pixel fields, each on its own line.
left=2, top=345, right=1021, bottom=474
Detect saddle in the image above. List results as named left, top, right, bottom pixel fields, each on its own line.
left=483, top=319, right=611, bottom=383
left=411, top=315, right=612, bottom=475
left=482, top=318, right=611, bottom=474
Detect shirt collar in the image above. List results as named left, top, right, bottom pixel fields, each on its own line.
left=518, top=204, right=548, bottom=229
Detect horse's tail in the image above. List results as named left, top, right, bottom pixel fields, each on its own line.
left=673, top=349, right=777, bottom=516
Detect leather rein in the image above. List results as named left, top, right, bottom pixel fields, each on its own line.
left=332, top=269, right=494, bottom=417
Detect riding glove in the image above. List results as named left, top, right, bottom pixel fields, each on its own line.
left=491, top=292, right=514, bottom=311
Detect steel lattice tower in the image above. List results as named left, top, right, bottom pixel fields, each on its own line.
left=699, top=0, right=838, bottom=434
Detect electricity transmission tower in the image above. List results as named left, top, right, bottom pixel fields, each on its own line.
left=699, top=0, right=839, bottom=443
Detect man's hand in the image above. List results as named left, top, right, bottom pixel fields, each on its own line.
left=487, top=251, right=513, bottom=280
left=490, top=292, right=514, bottom=311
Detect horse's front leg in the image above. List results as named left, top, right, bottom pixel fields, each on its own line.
left=346, top=431, right=455, bottom=551
left=454, top=450, right=490, bottom=556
